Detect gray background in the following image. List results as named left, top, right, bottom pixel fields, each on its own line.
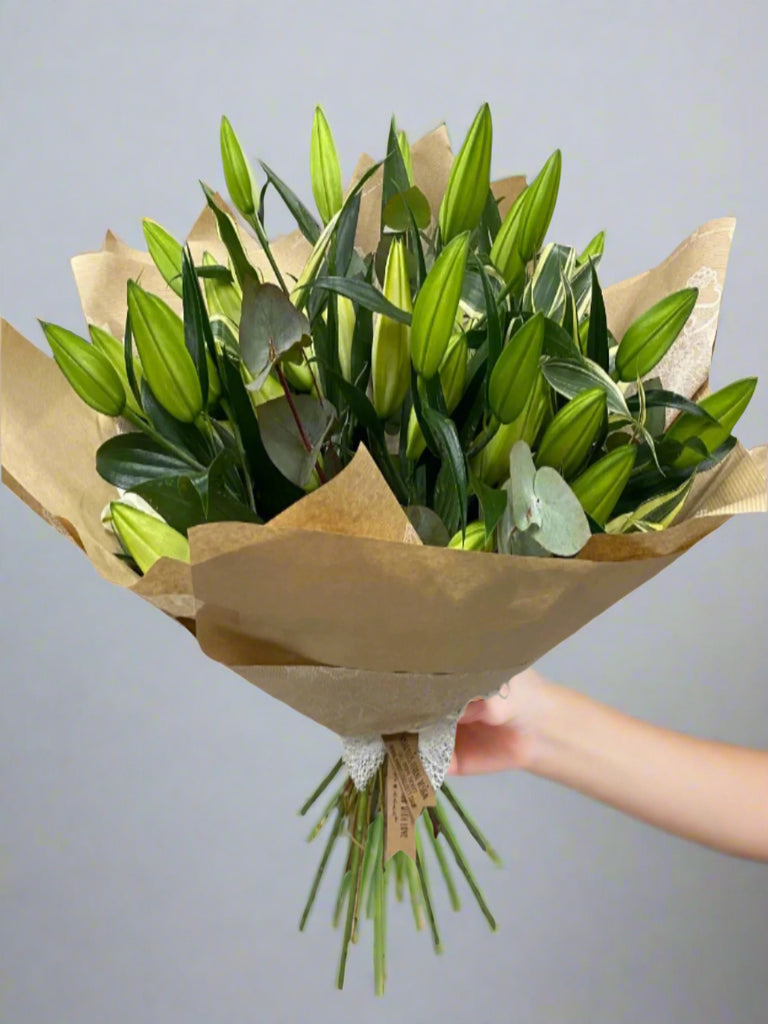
left=1, top=0, right=766, bottom=1021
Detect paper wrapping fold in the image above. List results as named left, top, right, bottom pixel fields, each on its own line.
left=1, top=127, right=765, bottom=738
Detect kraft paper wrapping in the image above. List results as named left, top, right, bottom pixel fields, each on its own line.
left=1, top=127, right=765, bottom=738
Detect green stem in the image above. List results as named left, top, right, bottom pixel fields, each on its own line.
left=404, top=853, right=425, bottom=931
left=306, top=781, right=346, bottom=842
left=428, top=805, right=496, bottom=932
left=415, top=828, right=442, bottom=953
left=336, top=791, right=369, bottom=990
left=422, top=815, right=461, bottom=911
left=440, top=785, right=502, bottom=865
left=299, top=759, right=343, bottom=817
left=299, top=808, right=344, bottom=931
left=246, top=212, right=290, bottom=294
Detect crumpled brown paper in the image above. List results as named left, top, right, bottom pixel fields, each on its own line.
left=1, top=127, right=765, bottom=737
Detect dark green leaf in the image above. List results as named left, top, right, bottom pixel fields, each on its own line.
left=421, top=406, right=468, bottom=534
left=321, top=365, right=383, bottom=440
left=260, top=160, right=321, bottom=245
left=96, top=433, right=197, bottom=490
left=129, top=475, right=206, bottom=534
left=472, top=474, right=507, bottom=539
left=382, top=119, right=411, bottom=213
left=123, top=309, right=141, bottom=409
left=433, top=460, right=462, bottom=537
left=332, top=191, right=361, bottom=277
left=474, top=259, right=502, bottom=393
left=141, top=380, right=214, bottom=466
left=586, top=259, right=609, bottom=371
left=182, top=246, right=209, bottom=403
left=201, top=182, right=255, bottom=286
left=543, top=316, right=579, bottom=359
left=307, top=276, right=412, bottom=324
left=626, top=388, right=720, bottom=424
left=205, top=449, right=262, bottom=523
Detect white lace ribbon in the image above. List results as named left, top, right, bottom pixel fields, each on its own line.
left=341, top=713, right=460, bottom=792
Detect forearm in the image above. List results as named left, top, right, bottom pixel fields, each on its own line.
left=527, top=676, right=768, bottom=861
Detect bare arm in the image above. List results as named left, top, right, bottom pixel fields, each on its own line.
left=451, top=669, right=768, bottom=862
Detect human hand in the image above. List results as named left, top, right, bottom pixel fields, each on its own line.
left=449, top=668, right=548, bottom=776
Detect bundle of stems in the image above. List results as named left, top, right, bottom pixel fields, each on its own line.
left=298, top=759, right=501, bottom=994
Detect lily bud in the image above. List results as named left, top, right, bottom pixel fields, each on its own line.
left=536, top=387, right=606, bottom=479
left=371, top=238, right=412, bottom=419
left=41, top=321, right=126, bottom=417
left=489, top=187, right=529, bottom=288
left=411, top=232, right=469, bottom=379
left=448, top=520, right=491, bottom=551
left=488, top=312, right=546, bottom=423
left=406, top=333, right=468, bottom=460
left=310, top=106, right=344, bottom=224
left=517, top=149, right=562, bottom=261
left=337, top=295, right=356, bottom=382
left=127, top=281, right=203, bottom=423
left=471, top=373, right=549, bottom=485
left=571, top=445, right=637, bottom=525
left=88, top=324, right=143, bottom=417
left=110, top=503, right=190, bottom=574
left=142, top=219, right=183, bottom=297
left=615, top=287, right=698, bottom=382
left=202, top=251, right=243, bottom=326
left=397, top=129, right=414, bottom=185
left=220, top=115, right=258, bottom=218
left=578, top=230, right=605, bottom=263
left=664, top=377, right=757, bottom=468
left=439, top=103, right=493, bottom=242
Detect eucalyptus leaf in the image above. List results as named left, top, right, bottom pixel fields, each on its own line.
left=240, top=280, right=311, bottom=389
left=529, top=466, right=592, bottom=555
left=382, top=186, right=431, bottom=232
left=405, top=505, right=450, bottom=546
left=256, top=394, right=335, bottom=488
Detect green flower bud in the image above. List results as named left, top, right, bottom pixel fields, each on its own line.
left=220, top=115, right=258, bottom=218
left=283, top=346, right=314, bottom=392
left=397, top=129, right=414, bottom=185
left=517, top=149, right=561, bottom=261
left=371, top=238, right=412, bottom=419
left=142, top=218, right=183, bottom=297
left=578, top=230, right=605, bottom=263
left=570, top=445, right=637, bottom=525
left=664, top=377, right=757, bottom=468
left=471, top=372, right=549, bottom=485
left=448, top=520, right=492, bottom=551
left=488, top=312, right=546, bottom=424
left=310, top=105, right=344, bottom=225
left=536, top=386, right=606, bottom=479
left=127, top=281, right=203, bottom=423
left=411, top=232, right=469, bottom=379
left=88, top=324, right=143, bottom=417
left=439, top=103, right=493, bottom=242
left=406, top=333, right=468, bottom=460
left=337, top=295, right=356, bottom=382
left=615, top=287, right=698, bottom=383
left=110, top=502, right=190, bottom=574
left=489, top=187, right=529, bottom=288
left=41, top=321, right=126, bottom=417
left=202, top=251, right=243, bottom=326
left=248, top=369, right=284, bottom=409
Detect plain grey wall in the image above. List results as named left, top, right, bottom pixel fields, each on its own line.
left=1, top=1, right=766, bottom=1021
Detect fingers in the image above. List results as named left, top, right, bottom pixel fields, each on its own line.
left=449, top=722, right=520, bottom=775
left=458, top=684, right=514, bottom=727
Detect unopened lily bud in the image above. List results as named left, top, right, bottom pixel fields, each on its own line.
left=439, top=103, right=493, bottom=242
left=571, top=445, right=637, bottom=525
left=615, top=287, right=698, bottom=382
left=283, top=345, right=315, bottom=392
left=397, top=129, right=414, bottom=185
left=310, top=106, right=344, bottom=225
left=127, top=281, right=203, bottom=423
left=489, top=187, right=529, bottom=288
left=488, top=312, right=545, bottom=424
left=248, top=369, right=284, bottom=408
left=88, top=324, right=143, bottom=417
left=337, top=296, right=356, bottom=382
left=371, top=238, right=412, bottom=419
left=517, top=149, right=562, bottom=261
left=411, top=232, right=469, bottom=379
left=406, top=333, right=468, bottom=459
left=202, top=251, right=243, bottom=326
left=110, top=502, right=190, bottom=574
left=471, top=373, right=549, bottom=485
left=578, top=230, right=605, bottom=263
left=41, top=321, right=126, bottom=417
left=142, top=219, right=183, bottom=297
left=220, top=115, right=259, bottom=218
left=448, top=521, right=491, bottom=551
left=664, top=377, right=757, bottom=468
left=536, top=387, right=606, bottom=479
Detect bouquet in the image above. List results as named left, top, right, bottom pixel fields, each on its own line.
left=1, top=103, right=765, bottom=994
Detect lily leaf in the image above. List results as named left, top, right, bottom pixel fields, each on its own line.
left=542, top=356, right=630, bottom=417
left=421, top=406, right=468, bottom=535
left=306, top=276, right=412, bottom=324
left=260, top=160, right=321, bottom=245
left=129, top=475, right=206, bottom=534
left=96, top=433, right=200, bottom=491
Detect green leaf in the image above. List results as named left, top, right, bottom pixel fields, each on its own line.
left=96, top=433, right=199, bottom=490
left=260, top=160, right=321, bottom=245
left=123, top=309, right=142, bottom=410
left=204, top=449, right=262, bottom=523
left=129, top=475, right=206, bottom=534
left=542, top=315, right=579, bottom=359
left=526, top=243, right=576, bottom=318
left=332, top=191, right=361, bottom=278
left=421, top=406, right=468, bottom=534
left=307, top=276, right=412, bottom=324
left=140, top=380, right=214, bottom=467
left=321, top=365, right=383, bottom=440
left=201, top=182, right=257, bottom=287
left=541, top=356, right=630, bottom=417
left=219, top=353, right=304, bottom=517
left=382, top=117, right=413, bottom=213
left=473, top=258, right=502, bottom=385
left=509, top=440, right=539, bottom=532
left=586, top=259, right=609, bottom=371
left=405, top=506, right=450, bottom=546
left=240, top=280, right=311, bottom=389
left=256, top=394, right=335, bottom=488
left=181, top=246, right=209, bottom=404
left=529, top=465, right=591, bottom=555
left=626, top=387, right=720, bottom=424
left=472, top=474, right=507, bottom=539
left=382, top=186, right=432, bottom=232
left=433, top=459, right=462, bottom=537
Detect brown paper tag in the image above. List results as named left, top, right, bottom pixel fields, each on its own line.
left=384, top=764, right=416, bottom=862
left=383, top=733, right=436, bottom=817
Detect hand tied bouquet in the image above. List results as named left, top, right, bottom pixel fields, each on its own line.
left=1, top=103, right=766, bottom=994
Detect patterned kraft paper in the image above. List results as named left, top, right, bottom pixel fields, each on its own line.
left=1, top=127, right=766, bottom=737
